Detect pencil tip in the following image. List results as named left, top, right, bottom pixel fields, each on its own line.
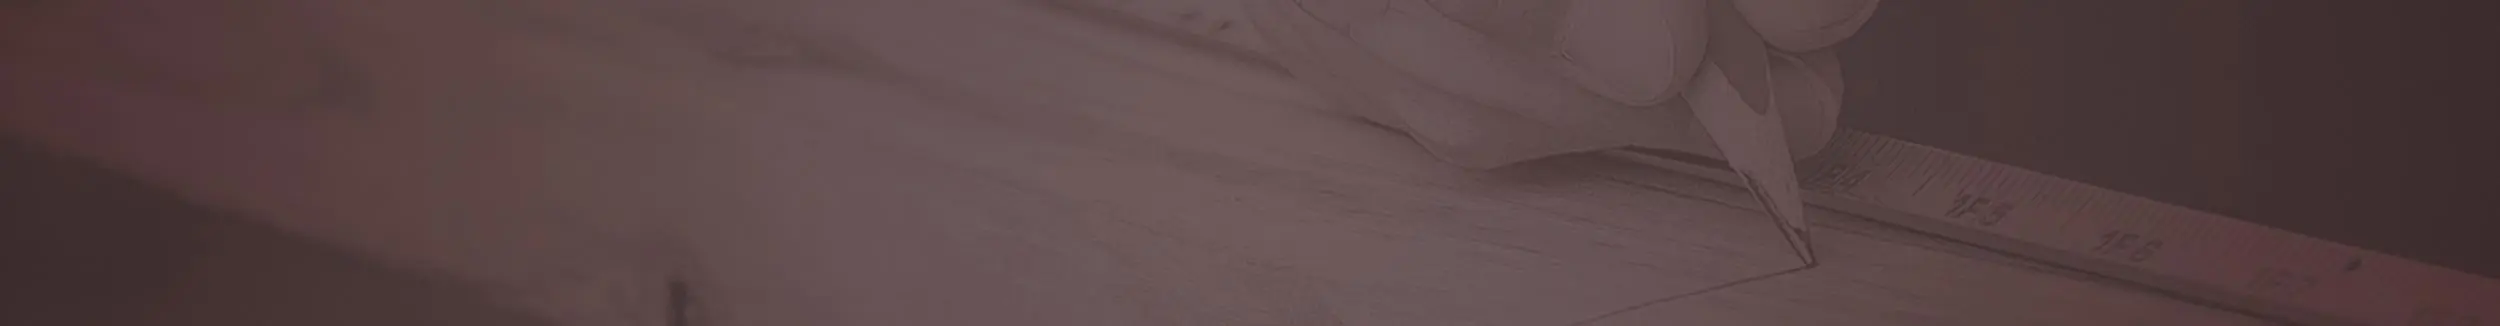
left=1782, top=225, right=1816, bottom=267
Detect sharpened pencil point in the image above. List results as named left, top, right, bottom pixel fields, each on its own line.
left=1781, top=225, right=1816, bottom=267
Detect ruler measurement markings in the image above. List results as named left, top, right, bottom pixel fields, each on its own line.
left=2123, top=196, right=2163, bottom=263
left=1862, top=134, right=1910, bottom=205
left=2003, top=168, right=2055, bottom=239
left=2001, top=162, right=2049, bottom=232
left=1898, top=161, right=1935, bottom=200
left=1850, top=131, right=1880, bottom=196
left=2004, top=173, right=2066, bottom=255
left=1800, top=139, right=1872, bottom=199
left=2064, top=186, right=2117, bottom=261
left=1858, top=132, right=1897, bottom=198
left=1960, top=147, right=2005, bottom=231
left=1989, top=160, right=2036, bottom=233
left=1882, top=134, right=1926, bottom=202
left=2086, top=195, right=2131, bottom=263
left=1973, top=162, right=2024, bottom=234
left=2220, top=211, right=2290, bottom=303
left=1893, top=136, right=1934, bottom=207
left=1045, top=3, right=2500, bottom=324
left=2052, top=184, right=2102, bottom=250
left=1849, top=133, right=2489, bottom=326
left=2174, top=202, right=2213, bottom=267
left=2118, top=193, right=2169, bottom=264
left=1910, top=150, right=1956, bottom=224
left=2188, top=212, right=2264, bottom=304
left=1892, top=139, right=1935, bottom=216
left=2205, top=214, right=2260, bottom=297
left=1937, top=155, right=1986, bottom=227
left=2142, top=196, right=2190, bottom=266
left=2004, top=168, right=2062, bottom=251
left=1903, top=137, right=1950, bottom=209
left=2135, top=196, right=2182, bottom=264
left=1858, top=139, right=1889, bottom=200
left=2043, top=178, right=2094, bottom=259
left=2087, top=196, right=2143, bottom=264
left=2042, top=176, right=2092, bottom=253
left=1880, top=147, right=1921, bottom=206
left=1928, top=145, right=1978, bottom=226
left=1964, top=160, right=2015, bottom=234
left=1966, top=155, right=2016, bottom=230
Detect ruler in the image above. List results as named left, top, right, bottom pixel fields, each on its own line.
left=1040, top=1, right=2500, bottom=325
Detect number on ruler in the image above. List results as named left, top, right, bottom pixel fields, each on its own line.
left=1946, top=193, right=2015, bottom=226
left=2244, top=267, right=2319, bottom=297
left=2094, top=231, right=2164, bottom=262
left=1802, top=163, right=1871, bottom=194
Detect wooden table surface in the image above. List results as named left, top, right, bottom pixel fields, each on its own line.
left=0, top=0, right=2373, bottom=324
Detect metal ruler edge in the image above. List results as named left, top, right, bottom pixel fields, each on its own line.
left=1035, top=1, right=2500, bottom=325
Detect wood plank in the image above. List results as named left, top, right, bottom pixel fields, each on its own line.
left=2, top=0, right=2270, bottom=324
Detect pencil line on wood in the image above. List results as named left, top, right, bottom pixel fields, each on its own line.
left=1563, top=264, right=1814, bottom=326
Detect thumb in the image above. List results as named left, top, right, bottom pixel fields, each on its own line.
left=1772, top=50, right=1845, bottom=158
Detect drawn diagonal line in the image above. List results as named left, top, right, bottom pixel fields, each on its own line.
left=1563, top=264, right=1813, bottom=326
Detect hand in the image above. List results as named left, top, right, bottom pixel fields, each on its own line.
left=1240, top=0, right=1877, bottom=169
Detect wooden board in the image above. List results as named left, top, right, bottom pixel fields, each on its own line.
left=1, top=0, right=2272, bottom=324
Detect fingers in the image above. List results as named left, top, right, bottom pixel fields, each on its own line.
left=1345, top=1, right=1560, bottom=111
left=1702, top=0, right=1776, bottom=114
left=1552, top=0, right=1709, bottom=105
left=1728, top=0, right=1881, bottom=52
left=1772, top=50, right=1844, bottom=158
left=1241, top=0, right=1869, bottom=167
left=1343, top=1, right=1639, bottom=122
left=1690, top=0, right=1851, bottom=159
left=1705, top=0, right=1859, bottom=157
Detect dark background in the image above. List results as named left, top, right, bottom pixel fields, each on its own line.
left=1837, top=0, right=2500, bottom=277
